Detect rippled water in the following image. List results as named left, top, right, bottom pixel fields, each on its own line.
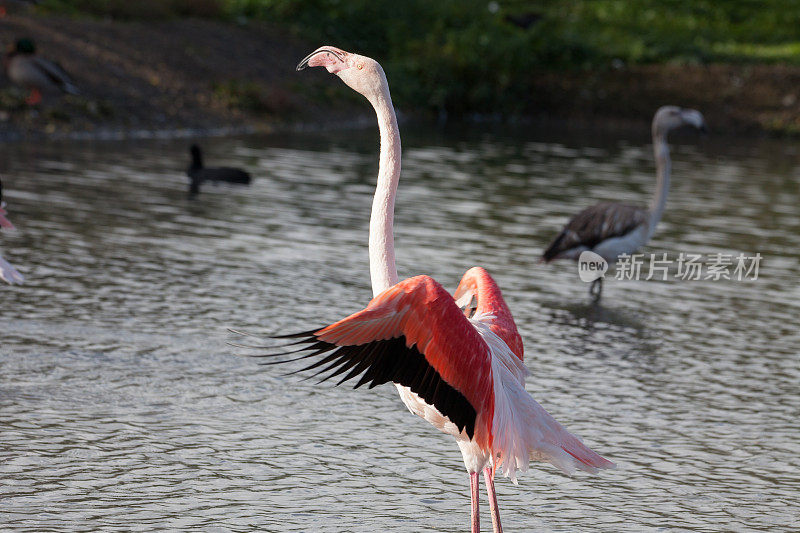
left=1, top=124, right=798, bottom=532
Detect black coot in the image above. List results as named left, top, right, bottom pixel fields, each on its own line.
left=187, top=144, right=252, bottom=196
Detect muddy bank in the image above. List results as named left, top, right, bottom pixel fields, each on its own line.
left=529, top=63, right=800, bottom=136
left=0, top=13, right=363, bottom=140
left=2, top=13, right=800, bottom=139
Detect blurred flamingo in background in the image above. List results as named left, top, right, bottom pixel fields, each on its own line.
left=0, top=178, right=24, bottom=284
left=541, top=106, right=707, bottom=301
left=235, top=47, right=613, bottom=533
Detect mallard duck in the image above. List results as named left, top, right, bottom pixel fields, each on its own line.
left=187, top=144, right=252, bottom=196
left=3, top=38, right=78, bottom=105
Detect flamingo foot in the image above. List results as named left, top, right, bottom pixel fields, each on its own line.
left=26, top=89, right=42, bottom=106
left=483, top=467, right=503, bottom=533
left=471, top=471, right=480, bottom=533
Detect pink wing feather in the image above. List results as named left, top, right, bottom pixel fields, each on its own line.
left=246, top=272, right=614, bottom=477
left=260, top=275, right=497, bottom=450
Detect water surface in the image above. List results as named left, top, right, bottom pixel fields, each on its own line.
left=1, top=124, right=798, bottom=531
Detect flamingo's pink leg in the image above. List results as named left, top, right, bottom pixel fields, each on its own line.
left=484, top=466, right=503, bottom=533
left=471, top=471, right=480, bottom=533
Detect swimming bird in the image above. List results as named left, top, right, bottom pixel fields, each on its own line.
left=3, top=38, right=79, bottom=105
left=187, top=144, right=252, bottom=196
left=236, top=46, right=613, bottom=533
left=541, top=106, right=707, bottom=300
left=0, top=179, right=23, bottom=284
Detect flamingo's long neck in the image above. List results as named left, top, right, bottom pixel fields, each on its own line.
left=648, top=129, right=671, bottom=239
left=457, top=267, right=524, bottom=360
left=367, top=89, right=401, bottom=296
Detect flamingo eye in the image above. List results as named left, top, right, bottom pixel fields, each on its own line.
left=357, top=63, right=364, bottom=70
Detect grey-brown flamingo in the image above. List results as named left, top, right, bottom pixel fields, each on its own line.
left=541, top=106, right=707, bottom=300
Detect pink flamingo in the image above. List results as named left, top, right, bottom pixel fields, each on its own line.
left=0, top=178, right=23, bottom=284
left=241, top=47, right=613, bottom=532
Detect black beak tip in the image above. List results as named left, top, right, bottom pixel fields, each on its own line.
left=296, top=50, right=318, bottom=72
left=699, top=124, right=709, bottom=135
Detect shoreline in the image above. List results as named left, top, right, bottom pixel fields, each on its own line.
left=2, top=14, right=800, bottom=142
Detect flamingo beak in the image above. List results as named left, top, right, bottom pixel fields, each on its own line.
left=682, top=109, right=708, bottom=134
left=296, top=46, right=348, bottom=74
left=453, top=285, right=476, bottom=318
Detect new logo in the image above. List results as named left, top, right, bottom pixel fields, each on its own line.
left=577, top=251, right=608, bottom=282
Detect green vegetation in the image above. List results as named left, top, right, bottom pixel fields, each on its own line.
left=37, top=0, right=226, bottom=20
left=540, top=0, right=800, bottom=64
left=36, top=0, right=800, bottom=116
left=230, top=1, right=800, bottom=114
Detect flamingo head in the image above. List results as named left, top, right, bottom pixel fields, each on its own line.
left=453, top=269, right=481, bottom=316
left=297, top=46, right=390, bottom=104
left=653, top=106, right=708, bottom=137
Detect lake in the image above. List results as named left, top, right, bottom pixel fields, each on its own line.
left=1, top=122, right=798, bottom=531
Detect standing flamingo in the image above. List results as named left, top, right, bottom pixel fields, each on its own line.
left=541, top=106, right=707, bottom=300
left=237, top=47, right=613, bottom=532
left=0, top=178, right=23, bottom=284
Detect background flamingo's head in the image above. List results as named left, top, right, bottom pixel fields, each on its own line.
left=653, top=106, right=708, bottom=137
left=297, top=46, right=390, bottom=104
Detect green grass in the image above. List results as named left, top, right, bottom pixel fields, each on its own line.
left=538, top=0, right=800, bottom=64
left=35, top=0, right=800, bottom=115
left=37, top=0, right=227, bottom=20
left=230, top=1, right=800, bottom=113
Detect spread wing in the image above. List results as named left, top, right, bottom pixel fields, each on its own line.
left=237, top=275, right=496, bottom=447
left=542, top=202, right=648, bottom=261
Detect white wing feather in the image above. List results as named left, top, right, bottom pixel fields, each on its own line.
left=470, top=314, right=605, bottom=482
left=0, top=254, right=24, bottom=284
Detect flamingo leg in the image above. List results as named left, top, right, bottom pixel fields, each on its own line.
left=483, top=466, right=503, bottom=533
left=470, top=471, right=480, bottom=533
left=589, top=277, right=603, bottom=302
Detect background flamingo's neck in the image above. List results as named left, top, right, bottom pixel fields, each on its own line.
left=368, top=90, right=401, bottom=296
left=648, top=131, right=671, bottom=238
